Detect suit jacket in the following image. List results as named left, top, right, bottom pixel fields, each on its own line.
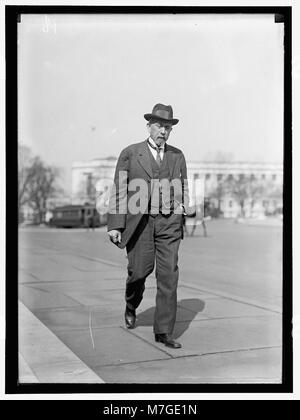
left=107, top=139, right=190, bottom=249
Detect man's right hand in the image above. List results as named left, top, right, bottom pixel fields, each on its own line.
left=108, top=229, right=122, bottom=244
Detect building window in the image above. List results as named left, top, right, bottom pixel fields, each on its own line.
left=250, top=174, right=256, bottom=181
left=229, top=200, right=233, bottom=208
left=205, top=174, right=211, bottom=180
left=272, top=174, right=277, bottom=181
left=227, top=174, right=233, bottom=181
left=194, top=173, right=199, bottom=180
left=261, top=174, right=266, bottom=180
left=239, top=174, right=244, bottom=181
left=217, top=174, right=223, bottom=181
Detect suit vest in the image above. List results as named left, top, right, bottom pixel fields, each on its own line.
left=146, top=146, right=174, bottom=216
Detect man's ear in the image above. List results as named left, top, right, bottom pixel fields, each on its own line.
left=146, top=123, right=151, bottom=134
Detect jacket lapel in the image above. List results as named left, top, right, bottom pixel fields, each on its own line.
left=165, top=143, right=176, bottom=179
left=137, top=140, right=153, bottom=179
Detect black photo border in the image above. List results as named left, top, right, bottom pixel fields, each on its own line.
left=5, top=5, right=293, bottom=395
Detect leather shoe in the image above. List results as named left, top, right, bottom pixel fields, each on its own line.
left=155, top=333, right=182, bottom=349
left=124, top=308, right=136, bottom=329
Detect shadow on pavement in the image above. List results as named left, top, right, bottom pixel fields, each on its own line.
left=136, top=298, right=205, bottom=339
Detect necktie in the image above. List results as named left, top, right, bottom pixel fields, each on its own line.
left=148, top=141, right=163, bottom=166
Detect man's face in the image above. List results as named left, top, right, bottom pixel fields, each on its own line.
left=147, top=119, right=173, bottom=146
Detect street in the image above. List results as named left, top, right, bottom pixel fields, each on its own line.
left=18, top=219, right=282, bottom=383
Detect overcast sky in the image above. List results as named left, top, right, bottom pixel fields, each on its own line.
left=18, top=14, right=284, bottom=193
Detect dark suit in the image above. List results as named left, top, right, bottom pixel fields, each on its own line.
left=107, top=139, right=190, bottom=335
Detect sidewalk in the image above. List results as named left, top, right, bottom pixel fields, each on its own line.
left=19, top=301, right=104, bottom=383
left=18, top=232, right=282, bottom=384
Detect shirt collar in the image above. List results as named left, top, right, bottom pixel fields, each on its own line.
left=148, top=137, right=165, bottom=150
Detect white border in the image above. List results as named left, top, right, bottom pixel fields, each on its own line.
left=0, top=0, right=297, bottom=401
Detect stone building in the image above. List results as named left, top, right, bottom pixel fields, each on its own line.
left=71, top=157, right=283, bottom=219
left=187, top=161, right=283, bottom=218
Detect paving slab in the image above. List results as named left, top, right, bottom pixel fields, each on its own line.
left=18, top=302, right=104, bottom=383
left=48, top=254, right=114, bottom=272
left=179, top=297, right=278, bottom=319
left=62, top=285, right=215, bottom=310
left=28, top=361, right=106, bottom=384
left=99, top=270, right=129, bottom=280
left=19, top=247, right=61, bottom=256
left=18, top=270, right=42, bottom=284
left=177, top=286, right=224, bottom=301
left=19, top=265, right=85, bottom=283
left=19, top=252, right=125, bottom=279
left=63, top=286, right=155, bottom=307
left=33, top=305, right=125, bottom=331
left=48, top=252, right=124, bottom=269
left=136, top=304, right=209, bottom=328
left=54, top=326, right=171, bottom=367
left=20, top=324, right=81, bottom=367
left=173, top=316, right=282, bottom=352
left=19, top=284, right=82, bottom=310
left=20, top=269, right=124, bottom=284
left=135, top=287, right=272, bottom=325
left=136, top=285, right=216, bottom=310
left=183, top=281, right=282, bottom=314
left=95, top=347, right=282, bottom=383
left=33, top=303, right=205, bottom=333
left=61, top=288, right=126, bottom=306
left=18, top=258, right=65, bottom=274
left=129, top=316, right=282, bottom=357
left=26, top=279, right=126, bottom=294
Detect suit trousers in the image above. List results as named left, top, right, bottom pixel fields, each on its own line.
left=125, top=213, right=182, bottom=335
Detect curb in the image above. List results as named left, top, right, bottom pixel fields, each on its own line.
left=18, top=301, right=105, bottom=383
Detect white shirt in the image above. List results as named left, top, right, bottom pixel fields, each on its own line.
left=147, top=137, right=165, bottom=162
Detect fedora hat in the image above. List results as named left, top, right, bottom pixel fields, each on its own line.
left=144, top=103, right=179, bottom=125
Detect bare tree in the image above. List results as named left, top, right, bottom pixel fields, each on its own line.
left=227, top=175, right=250, bottom=218
left=264, top=179, right=283, bottom=215
left=27, top=158, right=60, bottom=224
left=204, top=151, right=234, bottom=217
left=18, top=143, right=35, bottom=214
left=210, top=179, right=229, bottom=216
left=18, top=144, right=62, bottom=223
left=266, top=180, right=283, bottom=200
left=247, top=178, right=265, bottom=217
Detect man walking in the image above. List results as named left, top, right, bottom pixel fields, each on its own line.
left=107, top=103, right=190, bottom=349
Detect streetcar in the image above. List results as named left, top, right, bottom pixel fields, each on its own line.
left=50, top=204, right=107, bottom=228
